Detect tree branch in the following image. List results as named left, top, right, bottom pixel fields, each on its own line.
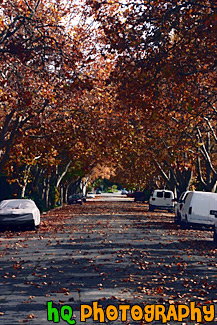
left=197, top=127, right=216, bottom=175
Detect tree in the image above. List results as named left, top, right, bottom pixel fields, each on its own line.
left=196, top=120, right=217, bottom=192
left=84, top=0, right=217, bottom=192
left=0, top=0, right=90, bottom=173
left=1, top=0, right=217, bottom=203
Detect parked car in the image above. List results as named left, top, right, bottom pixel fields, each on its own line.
left=174, top=191, right=191, bottom=224
left=121, top=189, right=128, bottom=195
left=134, top=191, right=147, bottom=202
left=86, top=192, right=95, bottom=198
left=149, top=189, right=175, bottom=212
left=127, top=191, right=134, bottom=198
left=68, top=194, right=85, bottom=205
left=180, top=191, right=217, bottom=229
left=0, top=199, right=40, bottom=229
left=96, top=189, right=102, bottom=194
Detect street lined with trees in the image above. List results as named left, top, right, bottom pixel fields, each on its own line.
left=0, top=200, right=216, bottom=324
left=0, top=0, right=217, bottom=209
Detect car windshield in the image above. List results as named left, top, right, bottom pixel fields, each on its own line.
left=0, top=200, right=33, bottom=209
left=183, top=193, right=190, bottom=202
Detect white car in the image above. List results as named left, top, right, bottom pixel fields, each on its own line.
left=0, top=199, right=40, bottom=229
left=149, top=189, right=175, bottom=212
left=86, top=192, right=95, bottom=198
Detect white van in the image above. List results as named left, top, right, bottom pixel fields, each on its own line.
left=149, top=189, right=174, bottom=212
left=180, top=191, right=217, bottom=229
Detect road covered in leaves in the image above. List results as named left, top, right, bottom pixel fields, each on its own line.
left=0, top=198, right=217, bottom=324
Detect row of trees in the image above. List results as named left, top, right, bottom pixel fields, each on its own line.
left=0, top=0, right=116, bottom=209
left=85, top=0, right=217, bottom=196
left=0, top=0, right=217, bottom=209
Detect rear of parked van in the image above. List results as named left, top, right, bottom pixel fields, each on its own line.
left=180, top=191, right=217, bottom=229
left=149, top=190, right=174, bottom=212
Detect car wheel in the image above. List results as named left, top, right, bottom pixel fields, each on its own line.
left=149, top=205, right=154, bottom=212
left=214, top=229, right=217, bottom=243
left=28, top=222, right=36, bottom=231
left=180, top=221, right=187, bottom=229
left=185, top=215, right=190, bottom=228
left=175, top=214, right=181, bottom=225
left=180, top=215, right=188, bottom=229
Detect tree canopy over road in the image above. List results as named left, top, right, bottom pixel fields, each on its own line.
left=0, top=0, right=217, bottom=208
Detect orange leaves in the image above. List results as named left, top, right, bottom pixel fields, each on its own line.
left=1, top=0, right=216, bottom=195
left=156, top=286, right=164, bottom=294
left=27, top=314, right=36, bottom=319
left=81, top=0, right=217, bottom=188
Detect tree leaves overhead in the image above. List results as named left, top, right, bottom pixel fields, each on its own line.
left=0, top=0, right=217, bottom=199
left=83, top=0, right=217, bottom=191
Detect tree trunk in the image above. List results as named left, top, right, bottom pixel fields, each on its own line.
left=56, top=161, right=71, bottom=188
left=45, top=176, right=51, bottom=209
left=154, top=159, right=193, bottom=197
left=64, top=185, right=70, bottom=203
left=60, top=186, right=64, bottom=205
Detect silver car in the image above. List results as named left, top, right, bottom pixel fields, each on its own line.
left=0, top=199, right=40, bottom=229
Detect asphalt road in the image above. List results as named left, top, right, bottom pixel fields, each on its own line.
left=0, top=198, right=216, bottom=324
